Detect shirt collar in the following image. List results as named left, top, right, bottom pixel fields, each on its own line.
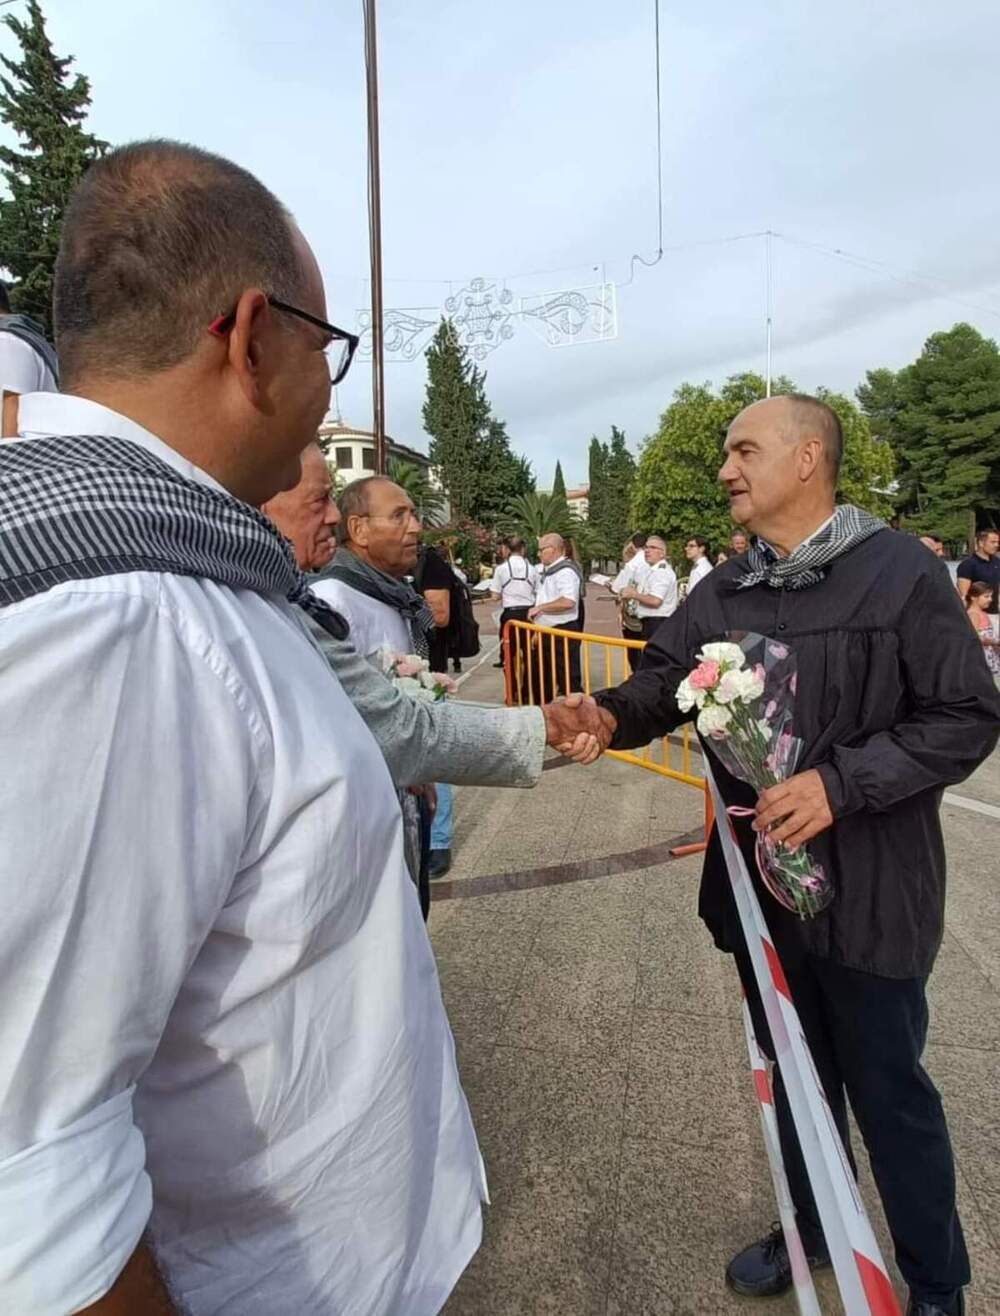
left=759, top=511, right=837, bottom=560
left=16, top=391, right=226, bottom=494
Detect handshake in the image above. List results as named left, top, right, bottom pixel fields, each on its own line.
left=541, top=694, right=617, bottom=766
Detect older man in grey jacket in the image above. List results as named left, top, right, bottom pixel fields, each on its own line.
left=263, top=445, right=601, bottom=793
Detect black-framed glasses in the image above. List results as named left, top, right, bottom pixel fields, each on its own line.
left=208, top=295, right=360, bottom=386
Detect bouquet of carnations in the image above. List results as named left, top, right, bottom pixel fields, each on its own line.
left=377, top=648, right=457, bottom=703
left=677, top=634, right=833, bottom=919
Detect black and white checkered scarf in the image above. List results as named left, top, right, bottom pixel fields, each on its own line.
left=0, top=433, right=349, bottom=640
left=738, top=504, right=886, bottom=592
left=317, top=546, right=434, bottom=658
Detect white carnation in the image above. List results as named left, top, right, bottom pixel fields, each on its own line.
left=697, top=641, right=745, bottom=669
left=735, top=667, right=765, bottom=702
left=677, top=677, right=697, bottom=713
left=714, top=669, right=745, bottom=705
left=697, top=703, right=733, bottom=738
left=394, top=676, right=422, bottom=697
left=418, top=669, right=439, bottom=690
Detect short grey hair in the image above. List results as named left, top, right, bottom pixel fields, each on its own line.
left=54, top=139, right=306, bottom=386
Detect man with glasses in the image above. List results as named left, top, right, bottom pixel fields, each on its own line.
left=618, top=534, right=678, bottom=641
left=684, top=534, right=713, bottom=592
left=0, top=141, right=487, bottom=1315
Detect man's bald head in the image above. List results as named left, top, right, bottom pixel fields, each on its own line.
left=54, top=139, right=307, bottom=386
left=720, top=394, right=843, bottom=542
left=738, top=395, right=843, bottom=484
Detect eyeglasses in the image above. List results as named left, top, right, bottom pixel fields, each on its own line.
left=208, top=296, right=360, bottom=386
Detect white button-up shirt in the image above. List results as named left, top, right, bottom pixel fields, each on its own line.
left=686, top=555, right=713, bottom=593
left=636, top=558, right=678, bottom=618
left=533, top=557, right=580, bottom=627
left=0, top=393, right=485, bottom=1316
left=312, top=575, right=412, bottom=658
left=490, top=554, right=535, bottom=609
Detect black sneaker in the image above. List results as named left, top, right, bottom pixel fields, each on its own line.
left=725, top=1222, right=831, bottom=1297
left=907, top=1292, right=965, bottom=1316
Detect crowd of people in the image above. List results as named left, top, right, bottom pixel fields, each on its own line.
left=0, top=138, right=998, bottom=1316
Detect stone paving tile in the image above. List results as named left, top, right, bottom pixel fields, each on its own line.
left=606, top=1137, right=805, bottom=1316
left=938, top=824, right=1000, bottom=988
left=927, top=931, right=1000, bottom=1052
left=624, top=1009, right=757, bottom=1153
left=444, top=1043, right=627, bottom=1316
left=433, top=888, right=552, bottom=996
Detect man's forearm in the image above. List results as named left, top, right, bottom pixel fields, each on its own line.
left=80, top=1245, right=176, bottom=1314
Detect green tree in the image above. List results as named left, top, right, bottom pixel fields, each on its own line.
left=387, top=457, right=445, bottom=528
left=867, top=325, right=1000, bottom=540
left=0, top=0, right=106, bottom=329
left=631, top=372, right=892, bottom=565
left=587, top=436, right=609, bottom=539
left=551, top=459, right=568, bottom=512
left=423, top=320, right=489, bottom=519
left=603, top=426, right=637, bottom=553
left=501, top=490, right=572, bottom=553
left=423, top=318, right=530, bottom=527
left=472, top=417, right=534, bottom=528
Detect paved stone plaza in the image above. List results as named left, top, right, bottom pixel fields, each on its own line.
left=432, top=632, right=1000, bottom=1315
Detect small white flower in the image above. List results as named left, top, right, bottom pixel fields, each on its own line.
left=734, top=667, right=765, bottom=702
left=677, top=677, right=697, bottom=713
left=697, top=641, right=746, bottom=670
left=714, top=669, right=746, bottom=705
left=394, top=676, right=422, bottom=696
left=418, top=669, right=438, bottom=690
left=414, top=686, right=437, bottom=703
left=697, top=703, right=733, bottom=737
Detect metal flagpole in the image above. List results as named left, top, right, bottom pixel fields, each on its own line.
left=765, top=229, right=773, bottom=398
left=363, top=0, right=387, bottom=474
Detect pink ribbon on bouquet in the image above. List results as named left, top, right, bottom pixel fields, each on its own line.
left=726, top=805, right=797, bottom=913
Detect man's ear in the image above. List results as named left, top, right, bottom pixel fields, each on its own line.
left=347, top=513, right=368, bottom=549
left=798, top=436, right=823, bottom=483
left=226, top=288, right=270, bottom=406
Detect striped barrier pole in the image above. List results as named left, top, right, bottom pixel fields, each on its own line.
left=741, top=995, right=823, bottom=1316
left=706, top=762, right=901, bottom=1316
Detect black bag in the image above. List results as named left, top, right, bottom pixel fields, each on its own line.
left=449, top=576, right=480, bottom=658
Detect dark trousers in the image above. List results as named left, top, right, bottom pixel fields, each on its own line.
left=736, top=943, right=970, bottom=1306
left=499, top=606, right=531, bottom=671
left=640, top=616, right=665, bottom=644
left=622, top=625, right=642, bottom=672
left=535, top=618, right=583, bottom=702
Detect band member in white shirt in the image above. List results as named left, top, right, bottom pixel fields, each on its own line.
left=611, top=532, right=648, bottom=671
left=684, top=535, right=714, bottom=593
left=490, top=534, right=535, bottom=670
left=528, top=531, right=583, bottom=699
left=619, top=533, right=678, bottom=642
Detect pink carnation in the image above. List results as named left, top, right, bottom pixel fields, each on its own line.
left=395, top=657, right=423, bottom=677
left=431, top=672, right=458, bottom=694
left=688, top=659, right=721, bottom=690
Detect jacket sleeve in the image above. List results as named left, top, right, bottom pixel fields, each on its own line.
left=816, top=567, right=1000, bottom=817
left=322, top=635, right=545, bottom=788
left=594, top=604, right=698, bottom=748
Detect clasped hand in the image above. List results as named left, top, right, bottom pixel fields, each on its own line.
left=541, top=694, right=617, bottom=766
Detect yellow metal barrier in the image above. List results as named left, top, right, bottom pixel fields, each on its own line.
left=502, top=618, right=706, bottom=792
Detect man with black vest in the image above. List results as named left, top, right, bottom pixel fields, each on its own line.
left=490, top=535, right=535, bottom=670
left=528, top=531, right=584, bottom=699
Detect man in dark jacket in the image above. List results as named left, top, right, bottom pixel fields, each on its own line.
left=590, top=394, right=999, bottom=1316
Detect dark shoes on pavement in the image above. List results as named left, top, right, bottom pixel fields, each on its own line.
left=906, top=1294, right=965, bottom=1316
left=428, top=849, right=452, bottom=880
left=492, top=660, right=504, bottom=668
left=726, top=1224, right=964, bottom=1316
left=725, top=1223, right=830, bottom=1297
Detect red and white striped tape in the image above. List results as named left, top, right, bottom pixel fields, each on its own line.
left=741, top=994, right=823, bottom=1316
left=706, top=762, right=902, bottom=1316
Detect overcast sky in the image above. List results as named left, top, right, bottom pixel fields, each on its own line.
left=5, top=0, right=1000, bottom=485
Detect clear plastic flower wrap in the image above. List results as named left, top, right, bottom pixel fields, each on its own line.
left=677, top=633, right=833, bottom=919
